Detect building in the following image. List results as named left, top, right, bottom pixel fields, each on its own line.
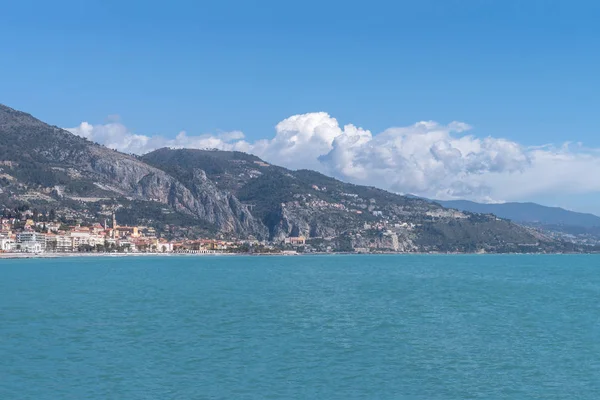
left=158, top=239, right=173, bottom=253
left=45, top=234, right=73, bottom=252
left=139, top=226, right=156, bottom=238
left=46, top=222, right=61, bottom=233
left=173, top=240, right=214, bottom=254
left=114, top=226, right=139, bottom=238
left=0, top=236, right=15, bottom=251
left=109, top=212, right=141, bottom=239
left=70, top=229, right=92, bottom=250
left=16, top=232, right=46, bottom=252
left=118, top=240, right=133, bottom=252
left=284, top=236, right=306, bottom=245
left=69, top=229, right=104, bottom=250
left=1, top=219, right=13, bottom=233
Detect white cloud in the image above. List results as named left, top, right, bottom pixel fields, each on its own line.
left=66, top=113, right=600, bottom=204
left=67, top=122, right=250, bottom=155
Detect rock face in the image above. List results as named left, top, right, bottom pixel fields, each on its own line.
left=0, top=104, right=267, bottom=238
left=268, top=203, right=361, bottom=242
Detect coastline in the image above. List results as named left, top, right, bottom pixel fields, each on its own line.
left=1, top=251, right=597, bottom=259
left=0, top=252, right=235, bottom=259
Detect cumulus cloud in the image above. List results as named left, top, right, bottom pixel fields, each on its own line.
left=66, top=113, right=600, bottom=203
left=67, top=122, right=250, bottom=155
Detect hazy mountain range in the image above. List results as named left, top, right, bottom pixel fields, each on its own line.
left=435, top=200, right=600, bottom=228
left=435, top=200, right=600, bottom=242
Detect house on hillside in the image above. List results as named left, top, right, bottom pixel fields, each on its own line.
left=284, top=236, right=306, bottom=246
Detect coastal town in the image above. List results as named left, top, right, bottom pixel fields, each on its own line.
left=0, top=203, right=425, bottom=255
left=0, top=209, right=292, bottom=255
left=0, top=200, right=581, bottom=256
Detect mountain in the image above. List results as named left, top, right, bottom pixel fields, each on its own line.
left=0, top=104, right=267, bottom=238
left=142, top=148, right=572, bottom=252
left=435, top=200, right=600, bottom=228
left=0, top=103, right=591, bottom=252
left=435, top=199, right=600, bottom=244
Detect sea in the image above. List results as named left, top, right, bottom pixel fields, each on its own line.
left=1, top=254, right=600, bottom=399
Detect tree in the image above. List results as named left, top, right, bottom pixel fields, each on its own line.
left=78, top=244, right=93, bottom=252
left=47, top=241, right=57, bottom=252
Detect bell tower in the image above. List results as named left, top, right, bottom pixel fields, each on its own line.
left=112, top=212, right=117, bottom=238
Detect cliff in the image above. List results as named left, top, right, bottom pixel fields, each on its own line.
left=0, top=104, right=266, bottom=238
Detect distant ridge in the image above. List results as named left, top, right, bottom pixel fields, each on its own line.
left=436, top=199, right=600, bottom=228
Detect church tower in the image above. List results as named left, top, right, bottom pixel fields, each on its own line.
left=112, top=212, right=117, bottom=239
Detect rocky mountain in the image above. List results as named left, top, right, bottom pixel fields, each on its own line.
left=141, top=148, right=576, bottom=252
left=0, top=104, right=266, bottom=238
left=0, top=103, right=592, bottom=252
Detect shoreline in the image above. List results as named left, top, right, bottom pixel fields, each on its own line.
left=0, top=252, right=233, bottom=259
left=1, top=251, right=598, bottom=259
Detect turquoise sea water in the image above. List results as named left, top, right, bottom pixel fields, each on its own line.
left=1, top=254, right=600, bottom=399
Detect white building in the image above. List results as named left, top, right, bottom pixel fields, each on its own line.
left=45, top=234, right=73, bottom=252
left=0, top=237, right=15, bottom=251
left=16, top=232, right=46, bottom=252
left=70, top=231, right=104, bottom=250
left=158, top=240, right=173, bottom=253
left=46, top=223, right=61, bottom=233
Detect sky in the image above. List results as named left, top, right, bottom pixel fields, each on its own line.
left=3, top=0, right=600, bottom=213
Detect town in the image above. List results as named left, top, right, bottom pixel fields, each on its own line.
left=0, top=202, right=421, bottom=255
left=0, top=208, right=290, bottom=255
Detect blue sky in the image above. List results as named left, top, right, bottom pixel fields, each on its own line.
left=3, top=1, right=600, bottom=212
